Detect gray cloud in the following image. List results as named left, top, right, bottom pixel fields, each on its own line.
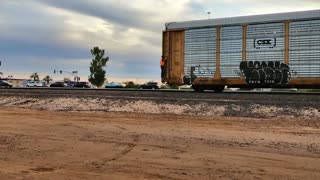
left=35, top=0, right=163, bottom=32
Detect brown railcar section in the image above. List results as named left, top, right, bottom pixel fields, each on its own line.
left=193, top=77, right=320, bottom=88
left=214, top=27, right=221, bottom=79
left=242, top=25, right=247, bottom=61
left=162, top=30, right=184, bottom=85
left=194, top=78, right=246, bottom=85
left=288, top=78, right=320, bottom=88
left=284, top=21, right=291, bottom=65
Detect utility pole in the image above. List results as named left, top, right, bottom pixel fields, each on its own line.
left=0, top=60, right=2, bottom=79
left=54, top=70, right=80, bottom=82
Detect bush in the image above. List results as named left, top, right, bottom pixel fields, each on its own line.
left=124, top=81, right=140, bottom=88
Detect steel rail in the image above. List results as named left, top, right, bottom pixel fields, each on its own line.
left=0, top=88, right=319, bottom=105
left=0, top=87, right=319, bottom=95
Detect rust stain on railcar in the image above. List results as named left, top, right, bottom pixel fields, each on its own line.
left=162, top=31, right=170, bottom=82
left=289, top=78, right=320, bottom=86
left=162, top=30, right=184, bottom=85
left=242, top=24, right=247, bottom=61
left=214, top=27, right=221, bottom=79
left=194, top=78, right=246, bottom=85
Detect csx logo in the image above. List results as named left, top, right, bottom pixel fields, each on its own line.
left=257, top=39, right=272, bottom=45
left=254, top=38, right=276, bottom=49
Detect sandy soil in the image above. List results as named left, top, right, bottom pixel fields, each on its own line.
left=0, top=108, right=320, bottom=180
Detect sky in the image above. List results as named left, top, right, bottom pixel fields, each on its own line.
left=0, top=0, right=319, bottom=83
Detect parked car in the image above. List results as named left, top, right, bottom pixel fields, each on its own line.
left=139, top=82, right=159, bottom=89
left=65, top=81, right=77, bottom=87
left=179, top=84, right=192, bottom=89
left=49, top=82, right=67, bottom=87
left=105, top=82, right=124, bottom=88
left=0, top=80, right=13, bottom=88
left=26, top=81, right=46, bottom=87
left=73, top=82, right=90, bottom=88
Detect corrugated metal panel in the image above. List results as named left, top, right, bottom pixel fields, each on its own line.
left=167, top=10, right=320, bottom=30
left=290, top=20, right=320, bottom=77
left=184, top=28, right=216, bottom=78
left=246, top=23, right=285, bottom=62
left=220, top=26, right=242, bottom=77
left=246, top=50, right=285, bottom=62
left=247, top=23, right=285, bottom=37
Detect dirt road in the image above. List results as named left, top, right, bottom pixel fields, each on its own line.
left=0, top=108, right=320, bottom=179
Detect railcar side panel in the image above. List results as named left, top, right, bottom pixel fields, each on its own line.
left=220, top=26, right=243, bottom=78
left=289, top=20, right=320, bottom=78
left=184, top=28, right=216, bottom=82
left=246, top=23, right=285, bottom=63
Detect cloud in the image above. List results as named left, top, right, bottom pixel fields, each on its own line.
left=0, top=0, right=162, bottom=81
left=35, top=0, right=161, bottom=32
left=191, top=0, right=320, bottom=18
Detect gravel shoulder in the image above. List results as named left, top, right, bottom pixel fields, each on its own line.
left=0, top=108, right=320, bottom=179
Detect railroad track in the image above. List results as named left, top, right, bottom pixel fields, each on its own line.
left=0, top=87, right=319, bottom=106
left=0, top=87, right=319, bottom=94
left=0, top=87, right=319, bottom=119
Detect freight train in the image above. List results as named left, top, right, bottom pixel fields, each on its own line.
left=162, top=10, right=320, bottom=92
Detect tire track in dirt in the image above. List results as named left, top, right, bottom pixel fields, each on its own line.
left=104, top=134, right=139, bottom=163
left=79, top=130, right=140, bottom=166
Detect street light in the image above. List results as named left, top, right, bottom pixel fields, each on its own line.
left=207, top=12, right=211, bottom=19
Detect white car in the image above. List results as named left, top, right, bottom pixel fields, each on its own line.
left=26, top=81, right=46, bottom=87
left=179, top=85, right=192, bottom=89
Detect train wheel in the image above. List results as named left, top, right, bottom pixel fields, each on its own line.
left=192, top=85, right=204, bottom=92
left=214, top=86, right=224, bottom=93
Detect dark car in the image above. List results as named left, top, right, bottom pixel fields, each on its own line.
left=73, top=82, right=90, bottom=88
left=139, top=82, right=159, bottom=89
left=49, top=82, right=66, bottom=87
left=0, top=80, right=13, bottom=88
left=65, top=81, right=77, bottom=87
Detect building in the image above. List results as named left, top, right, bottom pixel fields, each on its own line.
left=1, top=78, right=28, bottom=87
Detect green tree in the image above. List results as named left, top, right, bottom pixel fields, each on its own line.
left=43, top=75, right=52, bottom=84
left=30, top=72, right=39, bottom=81
left=88, top=47, right=109, bottom=87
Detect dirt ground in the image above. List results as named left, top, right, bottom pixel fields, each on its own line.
left=0, top=108, right=320, bottom=180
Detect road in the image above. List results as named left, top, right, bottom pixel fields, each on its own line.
left=0, top=108, right=319, bottom=179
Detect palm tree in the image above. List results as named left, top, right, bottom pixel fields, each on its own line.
left=43, top=75, right=52, bottom=84
left=30, top=72, right=39, bottom=81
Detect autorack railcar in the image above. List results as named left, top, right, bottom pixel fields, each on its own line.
left=162, top=10, right=320, bottom=92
